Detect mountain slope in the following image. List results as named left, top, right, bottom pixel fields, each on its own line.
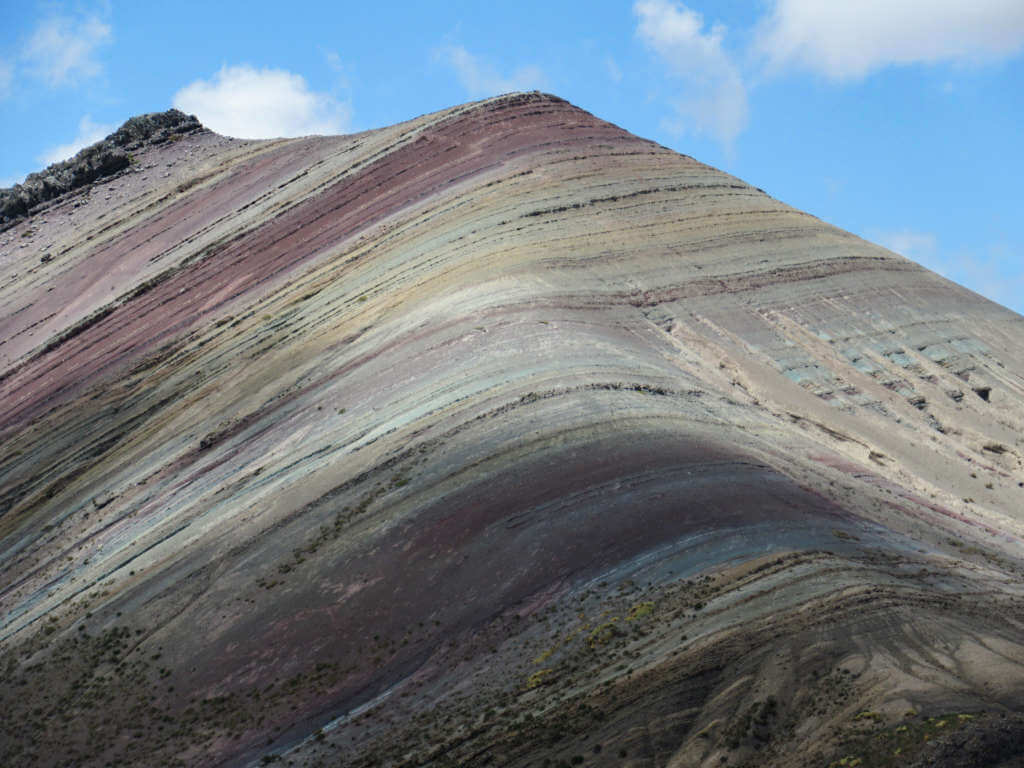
left=1, top=92, right=1023, bottom=768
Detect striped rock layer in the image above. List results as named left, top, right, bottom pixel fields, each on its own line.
left=1, top=92, right=1024, bottom=767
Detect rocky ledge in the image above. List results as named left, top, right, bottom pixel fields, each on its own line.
left=0, top=109, right=204, bottom=229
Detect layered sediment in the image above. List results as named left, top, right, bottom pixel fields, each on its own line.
left=1, top=93, right=1023, bottom=767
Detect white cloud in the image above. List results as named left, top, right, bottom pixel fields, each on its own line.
left=173, top=65, right=351, bottom=139
left=39, top=115, right=115, bottom=166
left=435, top=45, right=547, bottom=97
left=633, top=0, right=748, bottom=145
left=755, top=0, right=1024, bottom=80
left=23, top=15, right=112, bottom=86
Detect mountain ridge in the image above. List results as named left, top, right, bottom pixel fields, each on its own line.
left=0, top=109, right=205, bottom=229
left=1, top=91, right=1023, bottom=768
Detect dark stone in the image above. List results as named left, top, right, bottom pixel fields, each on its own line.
left=0, top=109, right=204, bottom=230
left=91, top=492, right=116, bottom=509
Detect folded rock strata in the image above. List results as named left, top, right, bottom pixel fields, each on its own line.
left=1, top=92, right=1023, bottom=767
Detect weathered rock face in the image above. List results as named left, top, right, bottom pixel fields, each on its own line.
left=0, top=109, right=203, bottom=228
left=1, top=92, right=1023, bottom=767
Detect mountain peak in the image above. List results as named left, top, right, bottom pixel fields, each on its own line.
left=2, top=94, right=1023, bottom=767
left=106, top=108, right=204, bottom=148
left=0, top=109, right=204, bottom=228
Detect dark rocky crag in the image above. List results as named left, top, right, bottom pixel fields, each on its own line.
left=0, top=109, right=203, bottom=229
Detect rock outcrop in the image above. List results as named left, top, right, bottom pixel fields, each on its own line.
left=0, top=109, right=203, bottom=228
left=1, top=93, right=1022, bottom=768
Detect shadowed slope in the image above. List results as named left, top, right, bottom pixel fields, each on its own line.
left=1, top=93, right=1023, bottom=768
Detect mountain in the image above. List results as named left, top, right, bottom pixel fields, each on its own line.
left=1, top=92, right=1023, bottom=768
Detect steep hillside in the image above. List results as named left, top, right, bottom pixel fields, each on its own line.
left=1, top=92, right=1023, bottom=768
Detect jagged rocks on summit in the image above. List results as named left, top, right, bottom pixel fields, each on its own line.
left=0, top=109, right=203, bottom=229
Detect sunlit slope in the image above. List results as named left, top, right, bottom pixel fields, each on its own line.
left=1, top=92, right=1023, bottom=767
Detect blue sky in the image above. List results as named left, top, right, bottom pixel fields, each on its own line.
left=2, top=1, right=1022, bottom=313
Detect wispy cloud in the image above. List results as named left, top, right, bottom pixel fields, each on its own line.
left=873, top=229, right=1023, bottom=314
left=435, top=45, right=547, bottom=97
left=755, top=0, right=1024, bottom=80
left=325, top=51, right=344, bottom=72
left=633, top=0, right=748, bottom=146
left=875, top=229, right=938, bottom=261
left=950, top=244, right=1024, bottom=314
left=0, top=58, right=12, bottom=99
left=173, top=65, right=352, bottom=139
left=606, top=56, right=623, bottom=83
left=323, top=50, right=352, bottom=89
left=39, top=115, right=115, bottom=166
left=23, top=14, right=112, bottom=86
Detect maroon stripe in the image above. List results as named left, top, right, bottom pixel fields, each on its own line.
left=0, top=95, right=646, bottom=432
